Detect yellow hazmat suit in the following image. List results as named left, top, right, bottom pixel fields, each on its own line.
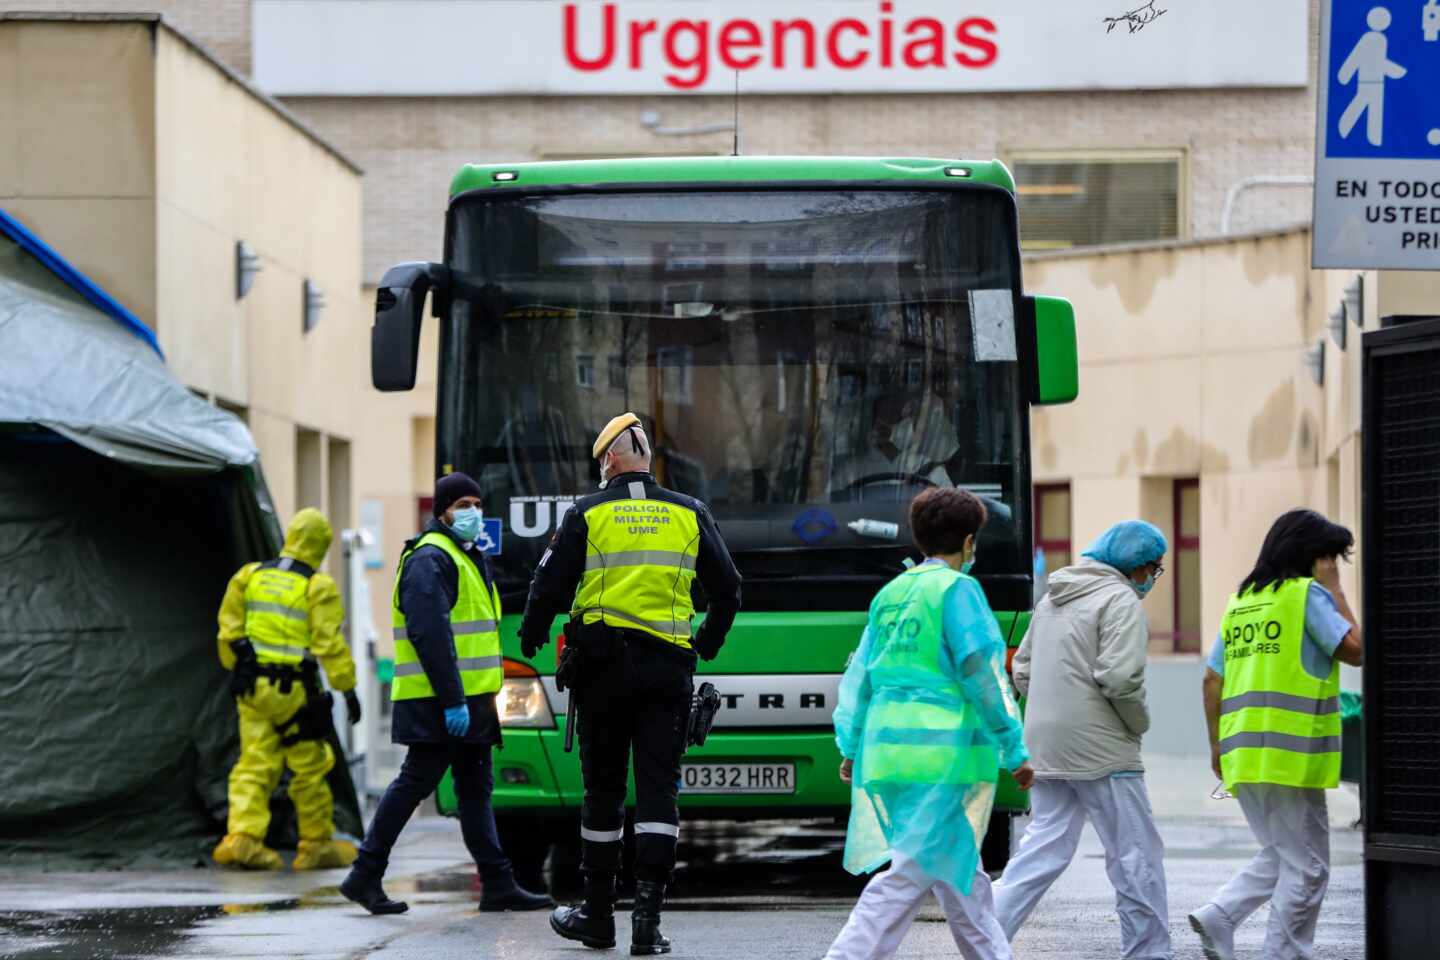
left=213, top=508, right=358, bottom=871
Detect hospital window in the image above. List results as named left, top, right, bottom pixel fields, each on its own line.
left=657, top=346, right=693, bottom=404
left=576, top=354, right=596, bottom=389
left=1009, top=150, right=1185, bottom=251
left=1034, top=483, right=1073, bottom=575
left=1173, top=478, right=1203, bottom=653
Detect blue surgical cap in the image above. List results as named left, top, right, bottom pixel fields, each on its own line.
left=1081, top=520, right=1169, bottom=573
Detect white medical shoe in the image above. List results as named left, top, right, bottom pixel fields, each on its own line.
left=1188, top=905, right=1236, bottom=960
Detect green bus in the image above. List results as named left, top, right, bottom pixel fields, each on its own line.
left=371, top=156, right=1078, bottom=881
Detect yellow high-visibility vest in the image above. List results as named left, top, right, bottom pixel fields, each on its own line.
left=1218, top=577, right=1341, bottom=790
left=243, top=559, right=314, bottom=665
left=570, top=487, right=701, bottom=649
left=860, top=565, right=998, bottom=786
left=391, top=532, right=503, bottom=701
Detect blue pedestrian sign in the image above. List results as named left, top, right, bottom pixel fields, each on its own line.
left=477, top=517, right=503, bottom=555
left=1314, top=1, right=1440, bottom=268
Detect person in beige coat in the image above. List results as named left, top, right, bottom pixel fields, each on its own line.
left=993, top=520, right=1173, bottom=960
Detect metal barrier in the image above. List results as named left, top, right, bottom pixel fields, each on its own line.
left=1362, top=317, right=1440, bottom=957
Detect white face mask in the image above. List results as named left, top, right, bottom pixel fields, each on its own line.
left=598, top=453, right=613, bottom=489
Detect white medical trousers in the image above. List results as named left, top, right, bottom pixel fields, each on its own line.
left=1207, top=783, right=1330, bottom=960
left=825, top=854, right=1011, bottom=960
left=993, top=776, right=1171, bottom=959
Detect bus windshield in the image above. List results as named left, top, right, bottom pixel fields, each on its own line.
left=442, top=188, right=1030, bottom=609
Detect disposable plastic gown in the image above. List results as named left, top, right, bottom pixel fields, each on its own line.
left=834, top=569, right=1027, bottom=895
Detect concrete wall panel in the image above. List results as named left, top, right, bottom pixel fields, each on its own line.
left=154, top=201, right=246, bottom=398
left=248, top=408, right=296, bottom=522
left=14, top=22, right=155, bottom=199
left=2, top=197, right=156, bottom=322
left=0, top=27, right=20, bottom=196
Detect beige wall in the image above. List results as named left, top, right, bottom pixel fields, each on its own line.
left=281, top=0, right=1325, bottom=282
left=4, top=16, right=374, bottom=551
left=14, top=1, right=252, bottom=74
left=0, top=20, right=159, bottom=321
left=5, top=1, right=1326, bottom=283
left=149, top=23, right=365, bottom=532
left=293, top=75, right=1321, bottom=284
left=1026, top=228, right=1381, bottom=656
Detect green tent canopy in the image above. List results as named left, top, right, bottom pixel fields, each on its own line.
left=0, top=209, right=360, bottom=864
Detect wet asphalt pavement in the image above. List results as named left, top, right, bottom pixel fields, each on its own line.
left=0, top=757, right=1366, bottom=960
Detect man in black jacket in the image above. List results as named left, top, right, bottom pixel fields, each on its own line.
left=341, top=473, right=551, bottom=915
left=521, top=413, right=741, bottom=955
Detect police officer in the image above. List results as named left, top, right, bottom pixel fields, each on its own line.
left=214, top=508, right=361, bottom=871
left=521, top=413, right=741, bottom=956
left=341, top=473, right=552, bottom=915
left=1189, top=509, right=1363, bottom=960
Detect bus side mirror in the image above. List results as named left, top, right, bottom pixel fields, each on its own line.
left=1029, top=295, right=1078, bottom=405
left=372, top=262, right=449, bottom=392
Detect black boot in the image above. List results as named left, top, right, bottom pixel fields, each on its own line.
left=339, top=867, right=409, bottom=915
left=550, top=874, right=617, bottom=949
left=630, top=881, right=670, bottom=956
left=479, top=871, right=554, bottom=912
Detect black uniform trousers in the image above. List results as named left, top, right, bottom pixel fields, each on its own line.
left=575, top=630, right=694, bottom=884
left=355, top=742, right=512, bottom=882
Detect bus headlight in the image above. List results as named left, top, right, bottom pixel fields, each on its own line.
left=496, top=676, right=552, bottom=728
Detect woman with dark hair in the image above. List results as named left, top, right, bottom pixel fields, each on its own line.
left=825, top=488, right=1033, bottom=960
left=1189, top=509, right=1363, bottom=960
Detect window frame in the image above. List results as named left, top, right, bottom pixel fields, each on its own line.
left=1003, top=147, right=1190, bottom=251
left=575, top=353, right=596, bottom=389
left=1172, top=477, right=1203, bottom=654
left=1034, top=481, right=1073, bottom=573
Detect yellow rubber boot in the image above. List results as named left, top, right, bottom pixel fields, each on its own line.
left=213, top=833, right=284, bottom=870
left=293, top=839, right=358, bottom=871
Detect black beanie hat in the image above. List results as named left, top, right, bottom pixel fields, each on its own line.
left=433, top=472, right=483, bottom=518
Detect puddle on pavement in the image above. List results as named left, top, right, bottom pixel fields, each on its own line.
left=0, top=906, right=221, bottom=959
left=0, top=890, right=361, bottom=959
left=411, top=870, right=480, bottom=894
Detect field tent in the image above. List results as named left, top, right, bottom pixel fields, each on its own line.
left=0, top=209, right=360, bottom=864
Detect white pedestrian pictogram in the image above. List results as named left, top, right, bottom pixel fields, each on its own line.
left=1337, top=6, right=1407, bottom=146
left=1425, top=0, right=1440, bottom=42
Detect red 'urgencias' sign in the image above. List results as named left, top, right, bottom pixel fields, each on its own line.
left=563, top=1, right=998, bottom=90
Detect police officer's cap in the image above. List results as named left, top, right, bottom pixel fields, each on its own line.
left=593, top=412, right=644, bottom=460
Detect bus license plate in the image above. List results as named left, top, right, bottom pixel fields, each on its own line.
left=680, top=763, right=796, bottom=794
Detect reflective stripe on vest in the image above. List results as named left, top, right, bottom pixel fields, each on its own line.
left=243, top=566, right=312, bottom=665
left=859, top=565, right=998, bottom=786
left=570, top=492, right=701, bottom=648
left=391, top=532, right=503, bottom=701
left=1217, top=578, right=1341, bottom=790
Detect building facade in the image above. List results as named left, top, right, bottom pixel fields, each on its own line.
left=1, top=13, right=367, bottom=568
left=13, top=2, right=1436, bottom=721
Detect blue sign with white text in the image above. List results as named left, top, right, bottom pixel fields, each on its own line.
left=477, top=518, right=503, bottom=555
left=1324, top=1, right=1440, bottom=159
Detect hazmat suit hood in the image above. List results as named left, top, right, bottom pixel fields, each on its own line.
left=1044, top=557, right=1137, bottom=607
left=280, top=508, right=332, bottom=568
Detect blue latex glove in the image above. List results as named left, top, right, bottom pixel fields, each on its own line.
left=443, top=704, right=471, bottom=738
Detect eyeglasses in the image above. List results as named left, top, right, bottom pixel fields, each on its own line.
left=1209, top=781, right=1233, bottom=800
